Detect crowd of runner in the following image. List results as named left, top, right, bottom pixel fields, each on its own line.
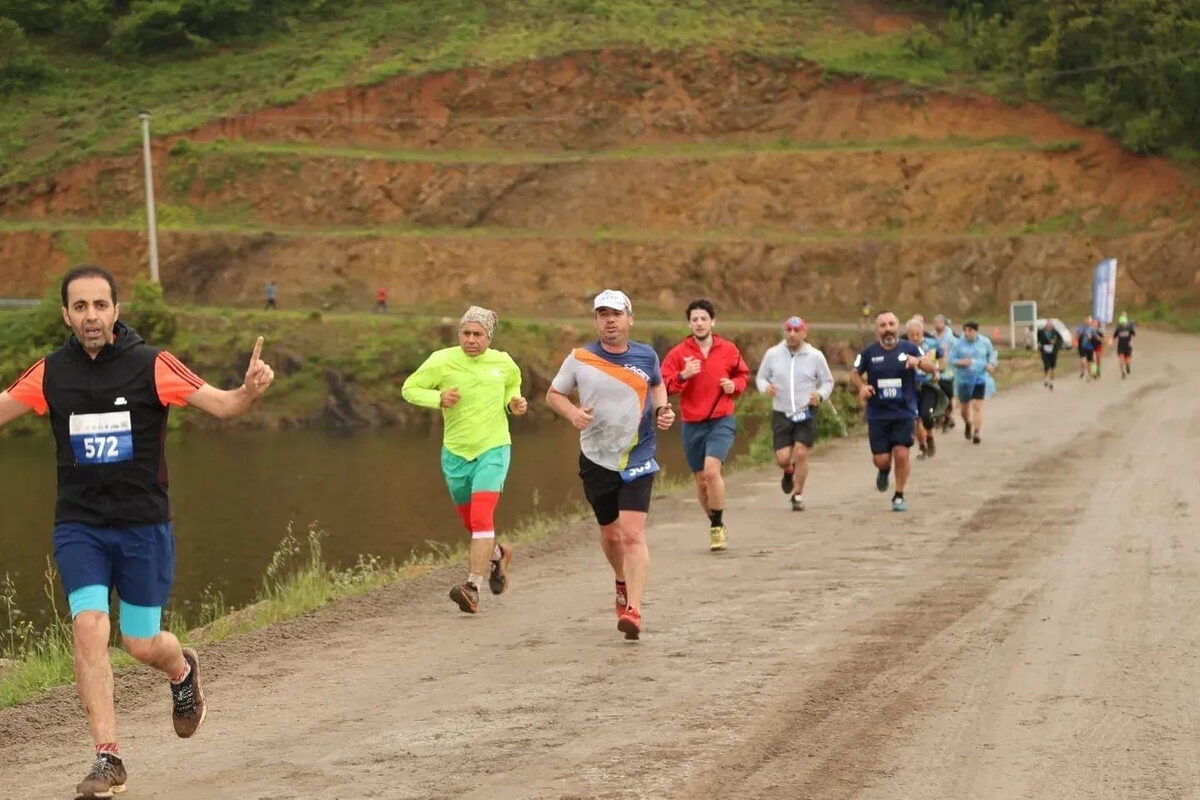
left=0, top=265, right=1143, bottom=799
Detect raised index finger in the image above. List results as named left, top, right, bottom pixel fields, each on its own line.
left=251, top=336, right=264, bottom=364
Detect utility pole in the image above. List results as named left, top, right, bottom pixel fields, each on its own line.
left=138, top=110, right=160, bottom=283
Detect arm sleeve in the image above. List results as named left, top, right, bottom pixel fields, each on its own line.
left=755, top=350, right=773, bottom=393
left=6, top=359, right=48, bottom=415
left=155, top=352, right=206, bottom=408
left=730, top=351, right=751, bottom=396
left=550, top=353, right=578, bottom=395
left=401, top=354, right=445, bottom=409
left=649, top=353, right=663, bottom=387
left=816, top=352, right=835, bottom=400
left=661, top=346, right=685, bottom=396
left=988, top=340, right=999, bottom=366
left=503, top=355, right=522, bottom=406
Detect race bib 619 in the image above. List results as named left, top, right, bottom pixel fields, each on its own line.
left=70, top=411, right=133, bottom=465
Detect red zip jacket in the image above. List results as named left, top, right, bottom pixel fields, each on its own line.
left=662, top=334, right=750, bottom=422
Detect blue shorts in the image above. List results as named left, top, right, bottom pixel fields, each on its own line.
left=53, top=522, right=174, bottom=637
left=955, top=381, right=986, bottom=403
left=681, top=415, right=737, bottom=473
left=867, top=418, right=915, bottom=455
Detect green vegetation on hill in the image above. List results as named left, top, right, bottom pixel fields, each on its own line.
left=1, top=0, right=1197, bottom=184
left=931, top=1, right=1200, bottom=155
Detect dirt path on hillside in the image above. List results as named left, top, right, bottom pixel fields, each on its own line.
left=3, top=332, right=1197, bottom=800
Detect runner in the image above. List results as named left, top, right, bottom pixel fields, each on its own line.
left=906, top=318, right=945, bottom=459
left=1111, top=312, right=1136, bottom=378
left=932, top=314, right=957, bottom=431
left=0, top=265, right=275, bottom=799
left=850, top=311, right=934, bottom=512
left=545, top=290, right=675, bottom=640
left=1076, top=315, right=1099, bottom=379
left=949, top=321, right=998, bottom=444
left=661, top=300, right=748, bottom=550
left=1037, top=318, right=1065, bottom=389
left=374, top=286, right=388, bottom=314
left=755, top=316, right=834, bottom=511
left=401, top=306, right=527, bottom=614
left=264, top=279, right=277, bottom=311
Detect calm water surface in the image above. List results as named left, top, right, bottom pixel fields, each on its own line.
left=1, top=420, right=756, bottom=625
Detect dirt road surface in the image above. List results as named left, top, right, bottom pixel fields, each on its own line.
left=3, top=331, right=1196, bottom=799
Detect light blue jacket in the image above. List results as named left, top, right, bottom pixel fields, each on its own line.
left=950, top=335, right=998, bottom=396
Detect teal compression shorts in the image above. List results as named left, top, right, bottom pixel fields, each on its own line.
left=440, top=445, right=511, bottom=505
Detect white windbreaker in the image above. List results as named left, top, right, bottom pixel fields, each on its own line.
left=755, top=341, right=835, bottom=416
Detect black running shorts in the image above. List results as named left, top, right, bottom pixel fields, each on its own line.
left=771, top=411, right=817, bottom=450
left=867, top=418, right=915, bottom=455
left=1041, top=350, right=1058, bottom=370
left=579, top=454, right=654, bottom=526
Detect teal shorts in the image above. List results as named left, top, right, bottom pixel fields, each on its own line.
left=440, top=445, right=511, bottom=505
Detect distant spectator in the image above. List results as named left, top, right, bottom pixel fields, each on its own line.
left=375, top=287, right=388, bottom=314
left=264, top=280, right=277, bottom=311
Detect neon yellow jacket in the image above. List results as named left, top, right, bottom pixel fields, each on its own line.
left=401, top=346, right=522, bottom=460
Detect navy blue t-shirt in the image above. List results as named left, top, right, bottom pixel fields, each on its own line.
left=854, top=340, right=923, bottom=421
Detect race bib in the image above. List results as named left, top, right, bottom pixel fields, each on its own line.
left=1042, top=343, right=1055, bottom=353
left=619, top=458, right=660, bottom=483
left=70, top=411, right=133, bottom=465
left=877, top=377, right=902, bottom=400
left=787, top=408, right=810, bottom=423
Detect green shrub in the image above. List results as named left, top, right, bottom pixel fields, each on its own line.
left=125, top=278, right=178, bottom=344
left=0, top=17, right=52, bottom=94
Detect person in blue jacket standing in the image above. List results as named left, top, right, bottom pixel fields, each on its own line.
left=949, top=321, right=998, bottom=445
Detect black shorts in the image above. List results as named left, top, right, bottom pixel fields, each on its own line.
left=938, top=377, right=955, bottom=402
left=1041, top=350, right=1058, bottom=370
left=771, top=411, right=817, bottom=450
left=579, top=454, right=654, bottom=526
left=1117, top=342, right=1132, bottom=357
left=1078, top=349, right=1094, bottom=362
left=917, top=384, right=943, bottom=430
left=867, top=418, right=915, bottom=455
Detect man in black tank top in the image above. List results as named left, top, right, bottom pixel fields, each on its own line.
left=0, top=265, right=276, bottom=800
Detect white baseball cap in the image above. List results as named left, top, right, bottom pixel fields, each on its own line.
left=593, top=289, right=632, bottom=313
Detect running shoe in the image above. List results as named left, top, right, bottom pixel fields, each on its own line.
left=75, top=753, right=127, bottom=799
left=781, top=469, right=794, bottom=495
left=709, top=525, right=727, bottom=551
left=972, top=432, right=981, bottom=445
left=617, top=606, right=642, bottom=640
left=449, top=582, right=479, bottom=614
left=964, top=422, right=972, bottom=440
left=171, top=647, right=207, bottom=738
left=940, top=416, right=950, bottom=433
left=791, top=495, right=805, bottom=512
left=615, top=581, right=628, bottom=617
left=488, top=544, right=513, bottom=595
left=875, top=469, right=889, bottom=492
left=892, top=496, right=907, bottom=512
left=926, top=435, right=936, bottom=458
left=917, top=442, right=927, bottom=460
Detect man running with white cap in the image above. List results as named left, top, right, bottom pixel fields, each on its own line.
left=546, top=290, right=675, bottom=640
left=662, top=299, right=750, bottom=551
left=402, top=305, right=527, bottom=614
left=755, top=315, right=834, bottom=511
left=850, top=311, right=934, bottom=512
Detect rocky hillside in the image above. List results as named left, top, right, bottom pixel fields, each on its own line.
left=2, top=49, right=1197, bottom=318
